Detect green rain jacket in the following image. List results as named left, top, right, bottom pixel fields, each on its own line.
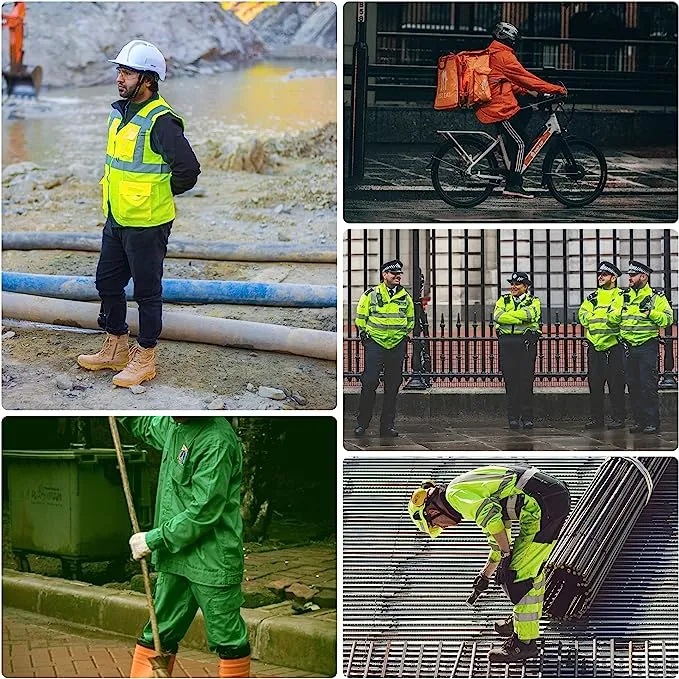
left=607, top=283, right=674, bottom=346
left=578, top=287, right=623, bottom=351
left=493, top=294, right=541, bottom=336
left=444, top=466, right=543, bottom=562
left=119, top=416, right=244, bottom=587
left=355, top=282, right=415, bottom=349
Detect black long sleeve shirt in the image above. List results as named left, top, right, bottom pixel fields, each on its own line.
left=105, top=93, right=201, bottom=228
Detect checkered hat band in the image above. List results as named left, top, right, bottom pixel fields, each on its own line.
left=629, top=263, right=648, bottom=274
left=383, top=263, right=402, bottom=273
left=598, top=264, right=617, bottom=275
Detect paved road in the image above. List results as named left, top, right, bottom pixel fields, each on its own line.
left=344, top=193, right=677, bottom=223
left=343, top=419, right=678, bottom=451
left=3, top=608, right=323, bottom=678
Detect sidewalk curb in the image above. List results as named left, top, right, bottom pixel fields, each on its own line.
left=2, top=570, right=336, bottom=675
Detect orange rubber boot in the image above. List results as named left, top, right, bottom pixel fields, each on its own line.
left=112, top=344, right=156, bottom=387
left=218, top=656, right=251, bottom=678
left=129, top=644, right=175, bottom=678
left=77, top=332, right=129, bottom=371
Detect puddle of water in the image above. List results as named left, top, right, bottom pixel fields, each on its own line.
left=2, top=60, right=337, bottom=166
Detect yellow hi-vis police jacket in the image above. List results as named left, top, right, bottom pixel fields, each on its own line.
left=101, top=94, right=182, bottom=227
left=355, top=282, right=415, bottom=349
left=493, top=293, right=541, bottom=336
left=578, top=287, right=622, bottom=351
left=607, top=283, right=674, bottom=346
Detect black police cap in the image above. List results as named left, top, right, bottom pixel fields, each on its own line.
left=628, top=260, right=653, bottom=276
left=597, top=261, right=621, bottom=277
left=507, top=271, right=531, bottom=285
left=381, top=259, right=404, bottom=274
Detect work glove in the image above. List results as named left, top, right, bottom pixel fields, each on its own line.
left=129, top=532, right=151, bottom=560
left=359, top=331, right=369, bottom=346
left=495, top=554, right=513, bottom=586
left=471, top=573, right=490, bottom=593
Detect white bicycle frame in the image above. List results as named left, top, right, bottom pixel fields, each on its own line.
left=436, top=110, right=563, bottom=180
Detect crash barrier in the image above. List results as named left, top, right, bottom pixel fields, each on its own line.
left=2, top=232, right=336, bottom=264
left=544, top=456, right=671, bottom=619
left=2, top=272, right=336, bottom=308
left=2, top=293, right=336, bottom=361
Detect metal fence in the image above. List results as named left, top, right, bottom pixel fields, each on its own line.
left=343, top=229, right=678, bottom=388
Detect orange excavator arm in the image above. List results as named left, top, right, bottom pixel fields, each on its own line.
left=2, top=1, right=26, bottom=70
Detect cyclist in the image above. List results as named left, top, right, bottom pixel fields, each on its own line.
left=476, top=22, right=567, bottom=199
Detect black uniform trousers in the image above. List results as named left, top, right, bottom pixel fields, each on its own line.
left=95, top=222, right=171, bottom=348
left=625, top=339, right=660, bottom=429
left=357, top=337, right=407, bottom=431
left=587, top=343, right=626, bottom=423
left=499, top=333, right=538, bottom=422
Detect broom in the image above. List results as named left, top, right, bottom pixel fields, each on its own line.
left=109, top=416, right=172, bottom=678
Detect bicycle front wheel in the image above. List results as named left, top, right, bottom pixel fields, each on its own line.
left=431, top=138, right=498, bottom=208
left=544, top=138, right=607, bottom=207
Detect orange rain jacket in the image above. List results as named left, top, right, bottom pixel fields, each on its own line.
left=475, top=40, right=566, bottom=124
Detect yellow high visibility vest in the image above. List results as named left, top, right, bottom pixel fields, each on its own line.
left=101, top=94, right=182, bottom=227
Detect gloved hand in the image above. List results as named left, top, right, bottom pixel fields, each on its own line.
left=496, top=554, right=512, bottom=586
left=129, top=532, right=151, bottom=560
left=471, top=573, right=490, bottom=593
left=359, top=331, right=369, bottom=346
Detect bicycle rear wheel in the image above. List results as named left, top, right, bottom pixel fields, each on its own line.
left=544, top=138, right=607, bottom=207
left=431, top=138, right=498, bottom=208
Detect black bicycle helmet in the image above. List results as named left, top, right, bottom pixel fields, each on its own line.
left=492, top=21, right=519, bottom=47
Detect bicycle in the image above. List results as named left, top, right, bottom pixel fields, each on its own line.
left=430, top=94, right=607, bottom=208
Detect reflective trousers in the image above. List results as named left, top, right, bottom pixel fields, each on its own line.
left=138, top=572, right=249, bottom=658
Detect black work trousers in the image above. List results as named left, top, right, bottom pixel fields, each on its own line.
left=496, top=107, right=533, bottom=174
left=587, top=343, right=626, bottom=423
left=95, top=222, right=171, bottom=349
left=357, top=338, right=407, bottom=431
left=499, top=333, right=538, bottom=422
left=625, top=339, right=660, bottom=428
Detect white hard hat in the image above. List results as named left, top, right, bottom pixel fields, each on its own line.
left=109, top=40, right=166, bottom=81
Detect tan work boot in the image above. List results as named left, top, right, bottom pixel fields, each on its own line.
left=77, top=332, right=130, bottom=371
left=112, top=343, right=156, bottom=387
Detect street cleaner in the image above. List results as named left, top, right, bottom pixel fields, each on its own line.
left=77, top=40, right=200, bottom=388
left=408, top=465, right=571, bottom=663
left=119, top=416, right=250, bottom=678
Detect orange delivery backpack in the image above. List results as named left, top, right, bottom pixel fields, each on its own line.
left=434, top=49, right=492, bottom=110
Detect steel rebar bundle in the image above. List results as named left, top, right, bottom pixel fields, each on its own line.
left=545, top=457, right=671, bottom=619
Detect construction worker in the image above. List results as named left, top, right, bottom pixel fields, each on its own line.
left=77, top=40, right=200, bottom=388
left=493, top=272, right=541, bottom=429
left=408, top=465, right=571, bottom=664
left=354, top=259, right=415, bottom=437
left=607, top=260, right=674, bottom=434
left=119, top=416, right=250, bottom=678
left=578, top=261, right=626, bottom=430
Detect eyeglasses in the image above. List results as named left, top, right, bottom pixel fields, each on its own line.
left=115, top=67, right=140, bottom=79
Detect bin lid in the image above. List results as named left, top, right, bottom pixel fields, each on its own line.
left=3, top=447, right=146, bottom=462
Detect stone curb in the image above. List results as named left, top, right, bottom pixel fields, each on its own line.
left=2, top=570, right=336, bottom=676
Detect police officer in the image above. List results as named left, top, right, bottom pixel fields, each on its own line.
left=408, top=465, right=571, bottom=663
left=120, top=416, right=251, bottom=678
left=578, top=261, right=626, bottom=429
left=608, top=261, right=674, bottom=434
left=354, top=260, right=415, bottom=437
left=493, top=273, right=541, bottom=429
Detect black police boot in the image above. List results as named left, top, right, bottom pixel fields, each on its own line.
left=585, top=419, right=604, bottom=430
left=607, top=420, right=625, bottom=430
left=508, top=419, right=521, bottom=430
left=522, top=419, right=534, bottom=430
left=488, top=634, right=539, bottom=664
left=643, top=425, right=659, bottom=434
left=629, top=423, right=644, bottom=433
left=354, top=425, right=367, bottom=436
left=493, top=614, right=514, bottom=637
left=380, top=427, right=399, bottom=438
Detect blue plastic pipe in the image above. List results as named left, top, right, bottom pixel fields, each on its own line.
left=2, top=272, right=336, bottom=308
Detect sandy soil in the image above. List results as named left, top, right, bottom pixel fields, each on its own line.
left=2, top=142, right=338, bottom=410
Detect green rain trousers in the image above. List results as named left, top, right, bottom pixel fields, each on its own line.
left=138, top=572, right=249, bottom=657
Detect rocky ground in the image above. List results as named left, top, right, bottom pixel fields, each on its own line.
left=2, top=121, right=337, bottom=411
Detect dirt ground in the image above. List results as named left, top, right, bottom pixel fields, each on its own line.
left=2, top=137, right=338, bottom=410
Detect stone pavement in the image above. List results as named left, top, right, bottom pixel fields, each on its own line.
left=343, top=419, right=678, bottom=451
left=3, top=607, right=325, bottom=678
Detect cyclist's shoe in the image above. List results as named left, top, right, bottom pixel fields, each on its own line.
left=503, top=185, right=535, bottom=199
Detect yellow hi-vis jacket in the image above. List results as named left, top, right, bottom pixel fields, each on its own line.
left=578, top=287, right=622, bottom=351
left=355, top=282, right=415, bottom=349
left=493, top=293, right=541, bottom=335
left=101, top=94, right=182, bottom=227
left=607, top=283, right=674, bottom=346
